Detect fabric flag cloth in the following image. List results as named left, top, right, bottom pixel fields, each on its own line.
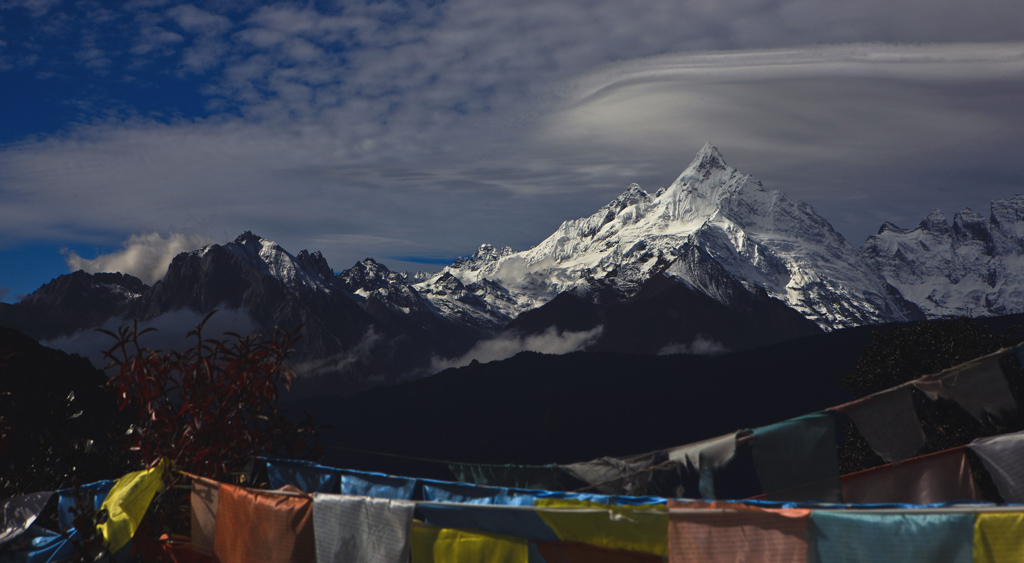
left=448, top=463, right=572, bottom=491
left=974, top=512, right=1024, bottom=563
left=913, top=354, right=1016, bottom=423
left=810, top=511, right=975, bottom=563
left=535, top=541, right=665, bottom=563
left=416, top=502, right=559, bottom=542
left=840, top=446, right=980, bottom=505
left=190, top=475, right=220, bottom=555
left=98, top=458, right=168, bottom=554
left=59, top=480, right=114, bottom=532
left=411, top=522, right=528, bottom=563
left=534, top=498, right=668, bottom=557
left=563, top=453, right=665, bottom=497
left=834, top=387, right=927, bottom=464
left=267, top=459, right=340, bottom=493
left=340, top=472, right=417, bottom=500
left=969, top=430, right=1024, bottom=503
left=667, top=500, right=810, bottom=563
left=0, top=481, right=113, bottom=563
left=0, top=492, right=53, bottom=548
left=422, top=481, right=513, bottom=505
left=311, top=493, right=415, bottom=563
left=752, top=412, right=843, bottom=502
left=213, top=484, right=316, bottom=563
left=667, top=433, right=738, bottom=499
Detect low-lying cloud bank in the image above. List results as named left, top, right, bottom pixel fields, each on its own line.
left=657, top=335, right=729, bottom=356
left=430, top=326, right=604, bottom=372
left=43, top=308, right=258, bottom=370
left=62, top=232, right=214, bottom=285
left=291, top=328, right=383, bottom=381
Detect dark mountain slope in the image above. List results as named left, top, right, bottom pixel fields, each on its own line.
left=290, top=311, right=1024, bottom=482
left=0, top=272, right=147, bottom=340
left=505, top=244, right=823, bottom=354
left=0, top=327, right=131, bottom=495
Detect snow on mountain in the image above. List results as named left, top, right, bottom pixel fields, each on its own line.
left=336, top=258, right=438, bottom=317
left=416, top=143, right=921, bottom=330
left=862, top=196, right=1024, bottom=317
left=205, top=231, right=337, bottom=294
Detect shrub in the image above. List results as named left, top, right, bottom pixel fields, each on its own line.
left=101, top=313, right=319, bottom=532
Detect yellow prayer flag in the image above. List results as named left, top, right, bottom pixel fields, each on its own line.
left=975, top=512, right=1024, bottom=563
left=411, top=522, right=528, bottom=563
left=534, top=499, right=668, bottom=557
left=98, top=458, right=168, bottom=553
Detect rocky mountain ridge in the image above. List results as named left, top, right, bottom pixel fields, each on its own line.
left=862, top=196, right=1024, bottom=318
left=3, top=144, right=1022, bottom=390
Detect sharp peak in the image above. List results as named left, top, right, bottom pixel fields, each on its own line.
left=921, top=208, right=949, bottom=225
left=356, top=257, right=389, bottom=269
left=690, top=142, right=727, bottom=169
left=232, top=231, right=272, bottom=245
left=668, top=143, right=733, bottom=187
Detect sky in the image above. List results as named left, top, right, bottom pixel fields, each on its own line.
left=1, top=0, right=1023, bottom=302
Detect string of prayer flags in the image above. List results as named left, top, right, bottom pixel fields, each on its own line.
left=974, top=512, right=1024, bottom=563
left=840, top=447, right=980, bottom=505
left=416, top=502, right=560, bottom=542
left=311, top=493, right=415, bottom=563
left=0, top=491, right=53, bottom=548
left=213, top=483, right=316, bottom=563
left=667, top=501, right=810, bottom=563
left=98, top=458, right=167, bottom=554
left=0, top=481, right=114, bottom=562
left=667, top=433, right=738, bottom=499
left=422, top=481, right=514, bottom=505
left=563, top=454, right=664, bottom=497
left=190, top=475, right=219, bottom=555
left=913, top=354, right=1016, bottom=423
left=969, top=430, right=1024, bottom=503
left=448, top=463, right=573, bottom=492
left=534, top=498, right=668, bottom=557
left=268, top=459, right=340, bottom=494
left=834, top=387, right=927, bottom=464
left=340, top=472, right=417, bottom=500
left=411, top=523, right=528, bottom=563
left=752, top=412, right=843, bottom=502
left=810, top=511, right=975, bottom=563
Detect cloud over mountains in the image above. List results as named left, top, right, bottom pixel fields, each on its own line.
left=1, top=0, right=1022, bottom=300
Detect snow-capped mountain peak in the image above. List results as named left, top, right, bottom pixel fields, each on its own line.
left=677, top=141, right=729, bottom=179
left=863, top=195, right=1024, bottom=318
left=201, top=231, right=336, bottom=293
left=416, top=145, right=922, bottom=330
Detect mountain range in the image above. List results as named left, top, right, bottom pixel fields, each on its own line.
left=3, top=144, right=1023, bottom=392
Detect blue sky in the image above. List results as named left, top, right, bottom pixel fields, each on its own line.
left=2, top=0, right=1023, bottom=301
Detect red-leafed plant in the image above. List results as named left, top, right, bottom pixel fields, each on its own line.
left=101, top=313, right=320, bottom=535
left=101, top=312, right=319, bottom=512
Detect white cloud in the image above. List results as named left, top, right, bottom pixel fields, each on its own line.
left=165, top=4, right=231, bottom=34
left=2, top=0, right=1024, bottom=285
left=1, top=0, right=61, bottom=17
left=42, top=307, right=259, bottom=370
left=292, top=327, right=383, bottom=379
left=430, top=326, right=603, bottom=372
left=62, top=232, right=214, bottom=284
left=657, top=335, right=729, bottom=356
